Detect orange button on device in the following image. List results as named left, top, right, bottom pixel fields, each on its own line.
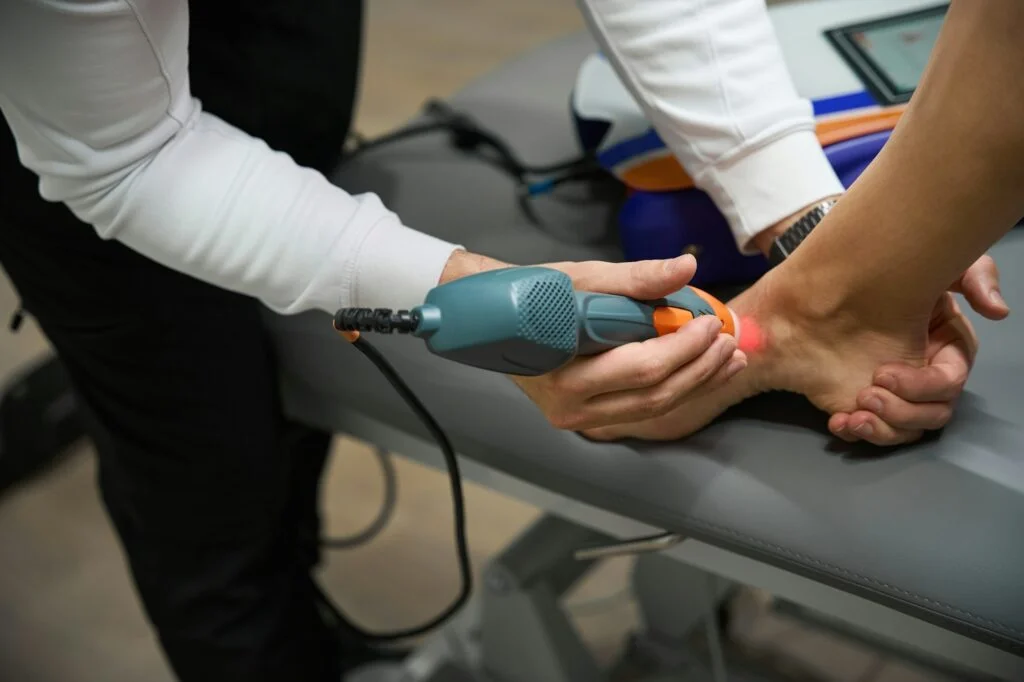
left=652, top=307, right=695, bottom=335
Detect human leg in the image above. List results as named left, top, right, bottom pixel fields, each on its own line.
left=0, top=0, right=367, bottom=678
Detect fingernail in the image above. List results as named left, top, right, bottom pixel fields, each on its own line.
left=706, top=316, right=723, bottom=340
left=725, top=357, right=747, bottom=379
left=864, top=397, right=883, bottom=415
left=991, top=289, right=1007, bottom=308
left=854, top=422, right=874, bottom=437
left=670, top=254, right=695, bottom=274
left=720, top=336, right=737, bottom=360
left=876, top=373, right=897, bottom=392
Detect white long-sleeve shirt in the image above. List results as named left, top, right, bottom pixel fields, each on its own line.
left=0, top=0, right=842, bottom=316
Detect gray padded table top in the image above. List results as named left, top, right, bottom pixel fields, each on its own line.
left=265, top=33, right=1024, bottom=655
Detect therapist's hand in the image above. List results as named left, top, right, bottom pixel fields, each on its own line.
left=517, top=254, right=747, bottom=430
left=439, top=250, right=746, bottom=431
left=829, top=255, right=1007, bottom=444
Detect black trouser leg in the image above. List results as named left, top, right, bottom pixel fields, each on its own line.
left=0, top=0, right=366, bottom=678
left=0, top=193, right=341, bottom=681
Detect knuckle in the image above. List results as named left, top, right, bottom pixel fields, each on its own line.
left=635, top=394, right=664, bottom=418
left=636, top=355, right=669, bottom=385
left=949, top=369, right=969, bottom=393
left=932, top=406, right=954, bottom=429
left=582, top=427, right=616, bottom=442
left=907, top=429, right=926, bottom=444
left=548, top=410, right=582, bottom=431
left=551, top=371, right=586, bottom=397
left=869, top=427, right=910, bottom=448
left=859, top=385, right=883, bottom=404
left=693, top=353, right=720, bottom=385
left=628, top=260, right=648, bottom=286
left=643, top=389, right=676, bottom=416
left=546, top=412, right=567, bottom=430
left=650, top=390, right=675, bottom=415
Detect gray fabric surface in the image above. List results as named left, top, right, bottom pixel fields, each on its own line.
left=265, top=33, right=1024, bottom=655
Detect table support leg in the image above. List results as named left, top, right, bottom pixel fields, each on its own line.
left=477, top=514, right=611, bottom=682
left=633, top=552, right=736, bottom=643
left=375, top=513, right=616, bottom=682
left=622, top=552, right=737, bottom=677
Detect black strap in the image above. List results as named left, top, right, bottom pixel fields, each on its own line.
left=767, top=200, right=837, bottom=267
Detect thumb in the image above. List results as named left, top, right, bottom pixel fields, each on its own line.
left=553, top=254, right=698, bottom=299
left=951, top=255, right=1009, bottom=320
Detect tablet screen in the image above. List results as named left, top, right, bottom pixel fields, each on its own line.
left=825, top=4, right=948, bottom=105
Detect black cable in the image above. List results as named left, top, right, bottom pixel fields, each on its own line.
left=344, top=98, right=601, bottom=196
left=423, top=98, right=594, bottom=177
left=316, top=96, right=611, bottom=641
left=321, top=446, right=398, bottom=550
left=343, top=120, right=459, bottom=160
left=319, top=335, right=473, bottom=642
left=517, top=166, right=610, bottom=197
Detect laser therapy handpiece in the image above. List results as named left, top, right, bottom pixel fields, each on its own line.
left=333, top=266, right=739, bottom=376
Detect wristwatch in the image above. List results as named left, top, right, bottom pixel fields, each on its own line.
left=767, top=198, right=838, bottom=267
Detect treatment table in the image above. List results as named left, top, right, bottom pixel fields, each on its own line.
left=263, top=2, right=1024, bottom=680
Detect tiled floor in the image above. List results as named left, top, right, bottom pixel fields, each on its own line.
left=0, top=1, right=961, bottom=681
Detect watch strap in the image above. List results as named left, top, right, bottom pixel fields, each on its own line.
left=767, top=199, right=837, bottom=266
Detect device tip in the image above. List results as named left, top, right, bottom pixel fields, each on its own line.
left=736, top=316, right=765, bottom=354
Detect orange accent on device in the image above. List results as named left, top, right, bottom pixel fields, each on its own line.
left=652, top=307, right=696, bottom=335
left=652, top=286, right=737, bottom=337
left=336, top=330, right=361, bottom=343
left=689, top=287, right=736, bottom=336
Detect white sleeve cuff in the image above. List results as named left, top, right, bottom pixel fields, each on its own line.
left=352, top=217, right=463, bottom=311
left=698, top=130, right=844, bottom=254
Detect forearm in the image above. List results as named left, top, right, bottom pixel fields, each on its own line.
left=87, top=113, right=461, bottom=314
left=576, top=0, right=843, bottom=252
left=0, top=0, right=462, bottom=315
left=784, top=0, right=1024, bottom=320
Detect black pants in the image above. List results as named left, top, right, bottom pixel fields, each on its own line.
left=0, top=1, right=364, bottom=680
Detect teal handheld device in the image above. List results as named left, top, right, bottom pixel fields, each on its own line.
left=333, top=265, right=738, bottom=376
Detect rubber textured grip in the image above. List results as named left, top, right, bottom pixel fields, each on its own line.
left=574, top=292, right=659, bottom=355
